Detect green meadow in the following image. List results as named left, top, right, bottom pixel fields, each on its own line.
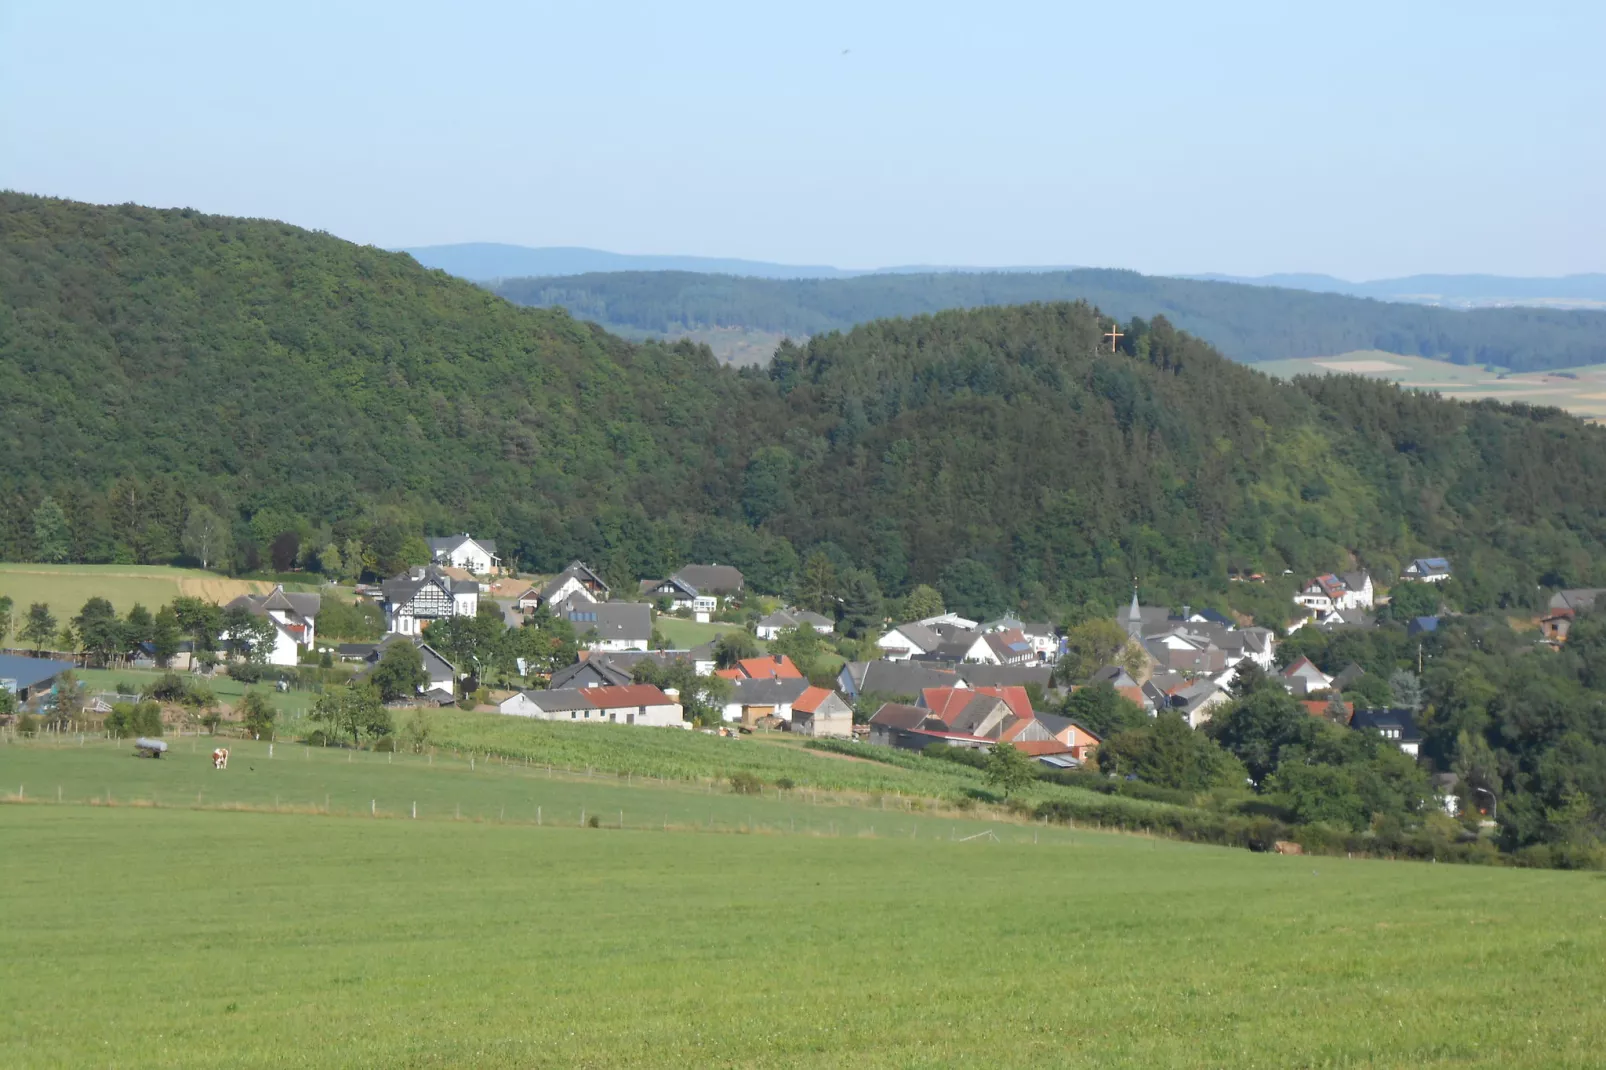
left=0, top=562, right=276, bottom=618
left=3, top=739, right=1606, bottom=1067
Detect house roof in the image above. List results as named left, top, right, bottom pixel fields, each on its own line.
left=644, top=576, right=700, bottom=599
left=1548, top=588, right=1606, bottom=614
left=428, top=533, right=497, bottom=555
left=519, top=688, right=602, bottom=713
left=882, top=622, right=943, bottom=653
left=1339, top=571, right=1371, bottom=592
left=584, top=684, right=675, bottom=710
left=735, top=654, right=803, bottom=680
left=229, top=585, right=321, bottom=621
left=869, top=702, right=939, bottom=730
left=1407, top=616, right=1440, bottom=635
left=1350, top=706, right=1421, bottom=741
left=562, top=599, right=653, bottom=642
left=1281, top=656, right=1326, bottom=679
left=730, top=676, right=811, bottom=706
left=1010, top=739, right=1074, bottom=757
left=956, top=664, right=1053, bottom=689
left=1331, top=663, right=1367, bottom=689
left=984, top=629, right=1033, bottom=662
left=548, top=658, right=634, bottom=689
left=1033, top=710, right=1101, bottom=744
left=1302, top=698, right=1354, bottom=718
left=672, top=564, right=744, bottom=595
left=842, top=661, right=964, bottom=696
left=791, top=686, right=841, bottom=715
left=0, top=654, right=76, bottom=692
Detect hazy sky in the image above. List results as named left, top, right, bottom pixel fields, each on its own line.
left=2, top=0, right=1601, bottom=278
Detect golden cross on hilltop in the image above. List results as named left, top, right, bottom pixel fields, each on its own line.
left=1103, top=325, right=1124, bottom=352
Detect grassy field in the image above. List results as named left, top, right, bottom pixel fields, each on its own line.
left=1255, top=350, right=1606, bottom=421
left=652, top=616, right=746, bottom=649
left=71, top=667, right=325, bottom=718
left=0, top=563, right=276, bottom=617
left=3, top=739, right=1604, bottom=1068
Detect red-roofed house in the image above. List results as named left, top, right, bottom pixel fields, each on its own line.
left=734, top=654, right=804, bottom=680
left=789, top=686, right=853, bottom=738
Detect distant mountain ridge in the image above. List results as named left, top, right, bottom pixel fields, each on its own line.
left=404, top=242, right=1604, bottom=310
left=1187, top=272, right=1606, bottom=309
left=491, top=269, right=1606, bottom=372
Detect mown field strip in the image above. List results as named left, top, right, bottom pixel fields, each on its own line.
left=0, top=738, right=1085, bottom=843
left=4, top=802, right=1604, bottom=1068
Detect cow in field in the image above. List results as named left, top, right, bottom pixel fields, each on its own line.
left=212, top=747, right=230, bottom=770
left=1273, top=840, right=1303, bottom=855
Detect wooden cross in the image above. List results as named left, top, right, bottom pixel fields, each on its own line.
left=1103, top=326, right=1124, bottom=352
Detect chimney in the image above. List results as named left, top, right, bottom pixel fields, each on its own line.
left=1183, top=604, right=1191, bottom=621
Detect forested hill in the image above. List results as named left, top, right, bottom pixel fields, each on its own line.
left=7, top=193, right=1606, bottom=623
left=491, top=269, right=1606, bottom=372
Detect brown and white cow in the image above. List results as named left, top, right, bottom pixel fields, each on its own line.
left=212, top=747, right=230, bottom=770
left=1273, top=840, right=1303, bottom=855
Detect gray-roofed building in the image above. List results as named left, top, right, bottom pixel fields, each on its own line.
left=225, top=585, right=322, bottom=666
left=1331, top=663, right=1368, bottom=691
left=956, top=663, right=1055, bottom=690
left=1402, top=557, right=1452, bottom=583
left=721, top=676, right=812, bottom=725
left=537, top=561, right=610, bottom=607
left=357, top=634, right=456, bottom=702
left=548, top=657, right=635, bottom=690
left=756, top=608, right=835, bottom=641
left=875, top=621, right=945, bottom=661
left=1541, top=588, right=1606, bottom=642
left=559, top=597, right=653, bottom=652
left=381, top=566, right=476, bottom=636
left=837, top=660, right=964, bottom=700
left=0, top=655, right=78, bottom=702
left=1350, top=707, right=1422, bottom=756
left=672, top=564, right=744, bottom=597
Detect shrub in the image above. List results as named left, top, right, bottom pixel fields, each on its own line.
left=775, top=777, right=795, bottom=791
left=729, top=771, right=763, bottom=795
left=587, top=814, right=601, bottom=828
left=16, top=712, right=39, bottom=735
left=371, top=736, right=397, bottom=752
left=227, top=662, right=264, bottom=684
left=144, top=673, right=190, bottom=702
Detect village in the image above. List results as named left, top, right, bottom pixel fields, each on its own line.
left=3, top=532, right=1545, bottom=793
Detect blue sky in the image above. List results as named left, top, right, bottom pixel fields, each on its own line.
left=2, top=0, right=1601, bottom=277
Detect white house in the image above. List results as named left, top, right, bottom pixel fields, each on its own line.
left=498, top=684, right=686, bottom=727
left=875, top=622, right=943, bottom=661
left=1402, top=558, right=1452, bottom=583
left=224, top=586, right=321, bottom=667
left=380, top=566, right=478, bottom=636
left=756, top=608, right=835, bottom=641
left=537, top=561, right=610, bottom=607
left=427, top=534, right=500, bottom=575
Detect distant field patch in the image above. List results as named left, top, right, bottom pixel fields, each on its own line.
left=1315, top=357, right=1409, bottom=373
left=0, top=563, right=271, bottom=615
left=1258, top=351, right=1606, bottom=421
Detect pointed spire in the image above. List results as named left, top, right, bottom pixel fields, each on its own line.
left=1127, top=580, right=1141, bottom=621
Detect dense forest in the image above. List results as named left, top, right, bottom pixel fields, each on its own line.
left=492, top=269, right=1606, bottom=371
left=7, top=191, right=1606, bottom=625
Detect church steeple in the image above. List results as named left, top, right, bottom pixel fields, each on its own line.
left=1125, top=581, right=1142, bottom=638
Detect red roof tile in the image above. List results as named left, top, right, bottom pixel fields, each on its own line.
left=791, top=686, right=836, bottom=714
left=736, top=654, right=803, bottom=680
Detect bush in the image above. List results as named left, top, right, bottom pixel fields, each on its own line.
left=371, top=736, right=397, bottom=752
left=924, top=741, right=990, bottom=770
left=729, top=771, right=763, bottom=795
left=227, top=662, right=264, bottom=684
left=775, top=777, right=795, bottom=790
left=16, top=712, right=40, bottom=735
left=587, top=814, right=601, bottom=828
left=144, top=673, right=191, bottom=702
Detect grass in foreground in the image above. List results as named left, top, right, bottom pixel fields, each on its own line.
left=3, top=799, right=1603, bottom=1068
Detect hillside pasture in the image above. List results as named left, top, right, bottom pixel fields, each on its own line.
left=1257, top=350, right=1606, bottom=421
left=0, top=563, right=273, bottom=618
left=2, top=782, right=1603, bottom=1066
